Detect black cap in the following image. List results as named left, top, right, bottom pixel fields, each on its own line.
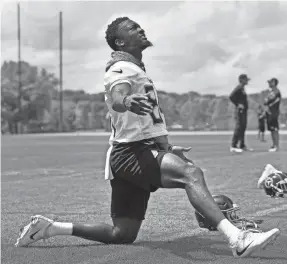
left=267, top=78, right=278, bottom=86
left=238, top=74, right=251, bottom=81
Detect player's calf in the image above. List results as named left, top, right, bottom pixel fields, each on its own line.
left=160, top=155, right=227, bottom=229
left=71, top=221, right=139, bottom=244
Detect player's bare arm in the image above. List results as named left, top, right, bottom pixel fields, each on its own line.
left=267, top=96, right=280, bottom=107
left=264, top=90, right=280, bottom=106
left=111, top=83, right=153, bottom=115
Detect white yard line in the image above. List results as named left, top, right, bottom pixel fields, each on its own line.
left=252, top=203, right=287, bottom=217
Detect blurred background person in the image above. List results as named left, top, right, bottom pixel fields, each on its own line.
left=264, top=78, right=281, bottom=152
left=229, top=74, right=253, bottom=153
left=257, top=105, right=266, bottom=142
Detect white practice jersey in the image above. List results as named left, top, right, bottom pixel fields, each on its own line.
left=104, top=61, right=168, bottom=143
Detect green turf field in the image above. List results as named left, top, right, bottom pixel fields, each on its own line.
left=1, top=133, right=287, bottom=264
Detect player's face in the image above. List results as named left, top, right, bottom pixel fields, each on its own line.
left=242, top=78, right=249, bottom=85
left=116, top=19, right=153, bottom=51
left=240, top=77, right=249, bottom=85
left=268, top=80, right=276, bottom=88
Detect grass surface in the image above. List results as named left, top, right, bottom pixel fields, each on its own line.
left=1, top=133, right=287, bottom=264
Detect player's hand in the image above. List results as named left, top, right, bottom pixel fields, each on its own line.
left=237, top=104, right=244, bottom=113
left=237, top=104, right=244, bottom=109
left=171, top=146, right=194, bottom=164
left=124, top=94, right=153, bottom=116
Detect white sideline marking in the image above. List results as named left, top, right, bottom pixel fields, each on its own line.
left=252, top=204, right=287, bottom=217
left=1, top=168, right=76, bottom=177
left=5, top=130, right=287, bottom=137
left=1, top=170, right=99, bottom=182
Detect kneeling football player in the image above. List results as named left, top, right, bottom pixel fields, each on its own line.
left=15, top=17, right=280, bottom=258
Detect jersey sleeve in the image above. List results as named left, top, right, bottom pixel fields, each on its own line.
left=104, top=61, right=139, bottom=91
left=265, top=89, right=281, bottom=106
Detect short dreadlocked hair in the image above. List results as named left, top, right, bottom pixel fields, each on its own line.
left=105, top=17, right=130, bottom=51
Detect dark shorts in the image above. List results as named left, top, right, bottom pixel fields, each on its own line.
left=110, top=137, right=168, bottom=220
left=266, top=114, right=279, bottom=131
left=258, top=120, right=265, bottom=132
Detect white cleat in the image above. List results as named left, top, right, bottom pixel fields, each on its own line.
left=15, top=215, right=54, bottom=247
left=230, top=147, right=243, bottom=153
left=230, top=228, right=280, bottom=258
left=257, top=164, right=281, bottom=189
left=269, top=147, right=278, bottom=152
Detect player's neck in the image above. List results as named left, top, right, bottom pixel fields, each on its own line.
left=123, top=48, right=143, bottom=62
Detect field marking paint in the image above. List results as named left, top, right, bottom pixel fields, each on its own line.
left=1, top=168, right=76, bottom=177
left=1, top=169, right=100, bottom=184
left=252, top=204, right=287, bottom=217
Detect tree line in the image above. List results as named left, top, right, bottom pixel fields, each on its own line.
left=2, top=61, right=287, bottom=134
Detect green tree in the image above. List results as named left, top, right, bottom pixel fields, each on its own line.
left=1, top=61, right=58, bottom=133
left=212, top=97, right=232, bottom=130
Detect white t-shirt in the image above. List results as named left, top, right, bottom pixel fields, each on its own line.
left=104, top=61, right=168, bottom=144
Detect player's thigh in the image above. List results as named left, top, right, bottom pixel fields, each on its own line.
left=110, top=177, right=150, bottom=221
left=267, top=116, right=278, bottom=131
left=272, top=118, right=279, bottom=130
left=110, top=178, right=148, bottom=241
left=238, top=112, right=247, bottom=129
left=110, top=144, right=161, bottom=191
left=159, top=152, right=199, bottom=189
left=234, top=115, right=242, bottom=130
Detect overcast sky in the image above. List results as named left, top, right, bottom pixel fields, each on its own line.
left=1, top=0, right=287, bottom=96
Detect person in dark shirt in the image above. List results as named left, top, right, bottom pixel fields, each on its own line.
left=257, top=105, right=266, bottom=142
left=264, top=78, right=281, bottom=152
left=229, top=74, right=253, bottom=153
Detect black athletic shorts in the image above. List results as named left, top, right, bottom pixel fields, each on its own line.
left=258, top=119, right=265, bottom=132
left=110, top=136, right=169, bottom=220
left=266, top=113, right=279, bottom=131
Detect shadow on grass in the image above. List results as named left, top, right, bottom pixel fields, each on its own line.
left=13, top=232, right=287, bottom=262
left=135, top=234, right=287, bottom=262
left=29, top=243, right=99, bottom=249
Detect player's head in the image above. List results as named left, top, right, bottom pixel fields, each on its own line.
left=105, top=17, right=153, bottom=52
left=267, top=78, right=278, bottom=88
left=238, top=74, right=250, bottom=85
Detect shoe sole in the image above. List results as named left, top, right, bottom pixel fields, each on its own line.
left=15, top=221, right=35, bottom=247
left=235, top=229, right=280, bottom=257
left=230, top=150, right=243, bottom=153
left=15, top=215, right=53, bottom=247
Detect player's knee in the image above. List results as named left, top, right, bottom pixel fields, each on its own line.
left=111, top=227, right=137, bottom=244
left=182, top=165, right=204, bottom=185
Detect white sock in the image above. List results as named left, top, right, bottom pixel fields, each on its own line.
left=48, top=222, right=73, bottom=237
left=217, top=219, right=240, bottom=243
